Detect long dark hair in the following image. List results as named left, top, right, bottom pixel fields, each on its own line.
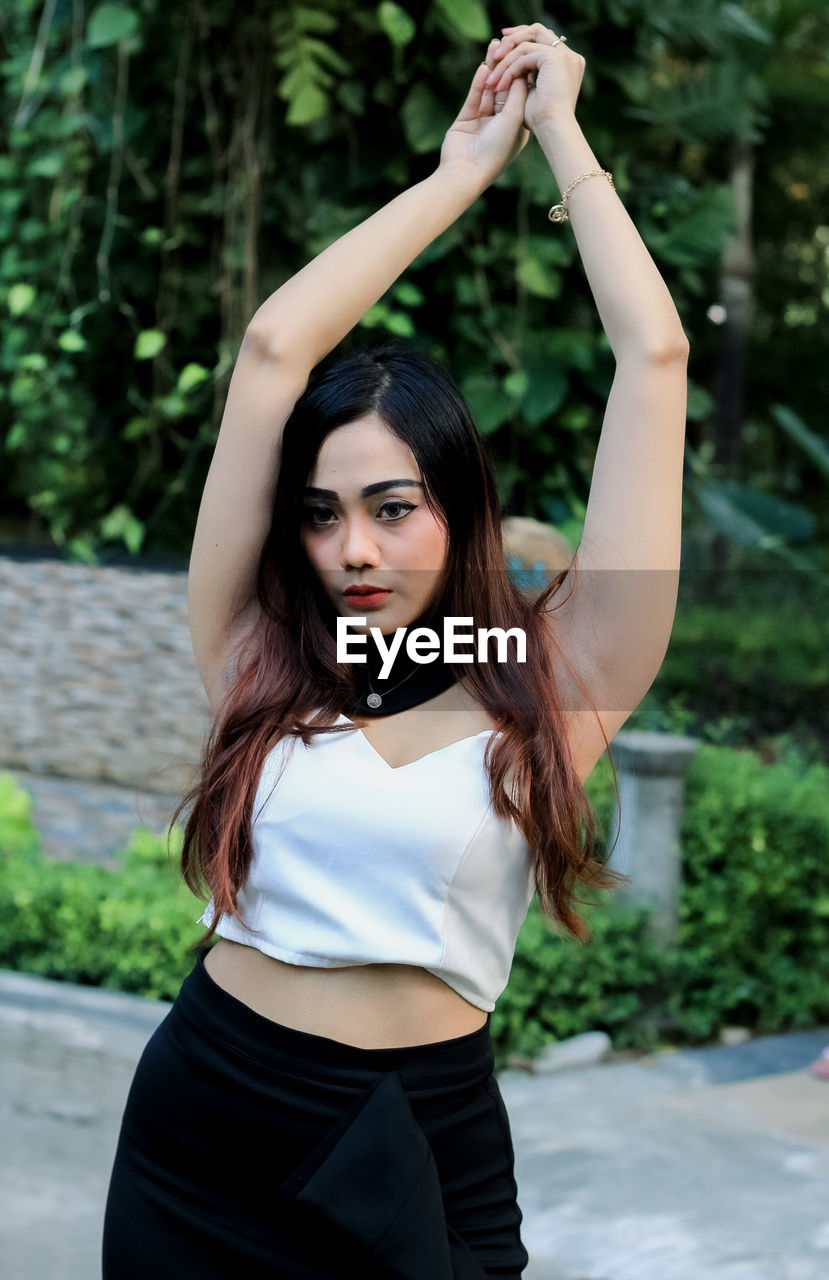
left=173, top=342, right=626, bottom=950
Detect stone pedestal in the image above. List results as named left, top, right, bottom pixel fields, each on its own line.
left=607, top=731, right=701, bottom=945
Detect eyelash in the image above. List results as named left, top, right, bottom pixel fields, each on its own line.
left=303, top=500, right=415, bottom=527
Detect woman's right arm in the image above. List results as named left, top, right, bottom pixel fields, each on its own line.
left=248, top=163, right=486, bottom=373
left=188, top=57, right=529, bottom=712
left=188, top=170, right=487, bottom=713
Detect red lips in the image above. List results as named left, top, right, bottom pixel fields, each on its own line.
left=343, top=584, right=388, bottom=596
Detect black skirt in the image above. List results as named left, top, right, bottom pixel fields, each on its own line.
left=102, top=947, right=529, bottom=1279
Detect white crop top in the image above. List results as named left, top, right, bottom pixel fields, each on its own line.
left=198, top=713, right=536, bottom=1012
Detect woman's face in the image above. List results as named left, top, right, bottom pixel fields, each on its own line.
left=300, top=412, right=449, bottom=634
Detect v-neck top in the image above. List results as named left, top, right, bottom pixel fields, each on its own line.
left=197, top=714, right=536, bottom=1012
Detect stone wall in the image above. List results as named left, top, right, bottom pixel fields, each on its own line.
left=0, top=553, right=209, bottom=863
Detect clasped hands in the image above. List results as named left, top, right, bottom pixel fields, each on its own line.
left=439, top=21, right=585, bottom=187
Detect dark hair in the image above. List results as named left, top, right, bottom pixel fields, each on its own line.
left=173, top=342, right=625, bottom=952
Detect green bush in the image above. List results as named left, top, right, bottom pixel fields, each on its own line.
left=0, top=775, right=198, bottom=1001
left=666, top=743, right=829, bottom=1040
left=492, top=742, right=829, bottom=1062
left=2, top=739, right=829, bottom=1064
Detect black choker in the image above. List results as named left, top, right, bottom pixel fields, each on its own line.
left=327, top=610, right=461, bottom=718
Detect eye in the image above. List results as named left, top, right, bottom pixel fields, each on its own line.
left=303, top=505, right=335, bottom=526
left=378, top=500, right=415, bottom=520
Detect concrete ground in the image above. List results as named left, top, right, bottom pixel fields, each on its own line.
left=2, top=965, right=828, bottom=1280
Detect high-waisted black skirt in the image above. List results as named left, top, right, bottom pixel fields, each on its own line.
left=101, top=946, right=529, bottom=1279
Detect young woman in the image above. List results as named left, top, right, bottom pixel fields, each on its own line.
left=102, top=21, right=688, bottom=1280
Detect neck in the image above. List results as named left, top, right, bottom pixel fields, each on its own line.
left=327, top=606, right=459, bottom=717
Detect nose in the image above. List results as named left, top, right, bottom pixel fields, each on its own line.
left=338, top=513, right=381, bottom=571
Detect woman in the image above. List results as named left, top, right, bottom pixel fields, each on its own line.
left=102, top=21, right=688, bottom=1280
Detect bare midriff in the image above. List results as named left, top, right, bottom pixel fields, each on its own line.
left=202, top=938, right=488, bottom=1048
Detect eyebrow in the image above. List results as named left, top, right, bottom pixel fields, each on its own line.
left=303, top=479, right=424, bottom=500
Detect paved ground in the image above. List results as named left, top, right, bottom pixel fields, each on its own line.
left=2, top=965, right=828, bottom=1280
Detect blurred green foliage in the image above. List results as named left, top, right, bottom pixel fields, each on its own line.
left=1, top=0, right=828, bottom=564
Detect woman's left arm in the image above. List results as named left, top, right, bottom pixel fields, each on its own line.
left=491, top=26, right=690, bottom=759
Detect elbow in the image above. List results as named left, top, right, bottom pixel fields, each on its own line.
left=243, top=317, right=289, bottom=363
left=244, top=310, right=312, bottom=371
left=617, top=330, right=691, bottom=364
left=651, top=331, right=691, bottom=363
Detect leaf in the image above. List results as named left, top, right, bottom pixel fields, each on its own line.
left=385, top=312, right=415, bottom=337
left=58, top=329, right=86, bottom=352
left=519, top=333, right=569, bottom=424
left=546, top=329, right=595, bottom=373
left=6, top=423, right=26, bottom=451
left=286, top=81, right=328, bottom=126
left=123, top=415, right=151, bottom=441
left=714, top=3, right=774, bottom=46
left=359, top=301, right=414, bottom=336
left=134, top=329, right=166, bottom=360
left=176, top=362, right=210, bottom=394
left=302, top=38, right=350, bottom=76
left=461, top=373, right=513, bottom=435
left=523, top=362, right=568, bottom=425
left=99, top=503, right=145, bottom=553
left=392, top=281, right=424, bottom=306
left=293, top=6, right=338, bottom=33
left=626, top=62, right=768, bottom=146
left=686, top=381, right=714, bottom=422
left=645, top=184, right=736, bottom=268
left=516, top=252, right=562, bottom=299
left=158, top=392, right=186, bottom=417
left=8, top=283, right=36, bottom=316
left=378, top=1, right=416, bottom=49
left=504, top=370, right=529, bottom=400
left=401, top=83, right=451, bottom=153
left=771, top=403, right=829, bottom=477
left=697, top=480, right=816, bottom=549
left=433, top=0, right=490, bottom=41
left=19, top=353, right=48, bottom=372
left=58, top=66, right=88, bottom=95
left=87, top=4, right=139, bottom=49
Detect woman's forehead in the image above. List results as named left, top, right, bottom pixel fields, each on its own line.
left=309, top=416, right=418, bottom=484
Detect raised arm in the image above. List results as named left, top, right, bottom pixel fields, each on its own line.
left=489, top=22, right=690, bottom=779
left=188, top=51, right=529, bottom=713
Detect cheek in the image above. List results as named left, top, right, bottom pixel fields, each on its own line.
left=398, top=511, right=448, bottom=570
left=299, top=530, right=326, bottom=574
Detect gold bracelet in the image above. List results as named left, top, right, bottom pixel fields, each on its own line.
left=548, top=169, right=615, bottom=223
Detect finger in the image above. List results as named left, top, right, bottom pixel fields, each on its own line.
left=493, top=55, right=542, bottom=96
left=484, top=36, right=500, bottom=70
left=490, top=31, right=522, bottom=64
left=492, top=24, right=539, bottom=55
left=456, top=61, right=491, bottom=122
left=486, top=40, right=539, bottom=89
left=493, top=22, right=555, bottom=60
left=501, top=72, right=529, bottom=122
left=491, top=46, right=547, bottom=94
left=493, top=67, right=528, bottom=117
